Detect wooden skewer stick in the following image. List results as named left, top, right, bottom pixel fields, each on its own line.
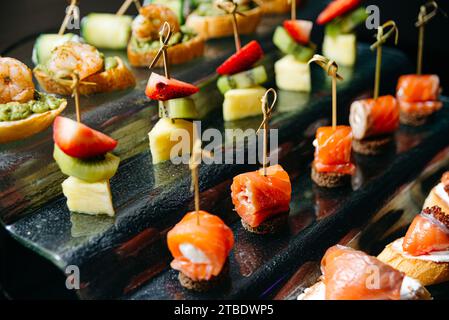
left=189, top=139, right=202, bottom=225
left=256, top=88, right=277, bottom=176
left=370, top=20, right=399, bottom=99
left=289, top=0, right=296, bottom=21
left=58, top=0, right=78, bottom=36
left=217, top=1, right=245, bottom=52
left=308, top=55, right=343, bottom=131
left=149, top=22, right=173, bottom=118
left=117, top=0, right=142, bottom=16
left=71, top=73, right=81, bottom=123
left=415, top=1, right=438, bottom=75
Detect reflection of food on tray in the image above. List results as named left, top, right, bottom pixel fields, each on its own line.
left=70, top=212, right=114, bottom=238
left=312, top=186, right=342, bottom=220
left=277, top=90, right=309, bottom=113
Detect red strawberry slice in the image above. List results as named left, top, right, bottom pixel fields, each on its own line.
left=283, top=20, right=313, bottom=45
left=317, top=0, right=360, bottom=25
left=145, top=73, right=199, bottom=101
left=217, top=40, right=264, bottom=75
left=53, top=116, right=117, bottom=159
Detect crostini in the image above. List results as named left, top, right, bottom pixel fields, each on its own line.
left=34, top=42, right=135, bottom=95
left=127, top=4, right=204, bottom=67
left=0, top=57, right=67, bottom=143
left=378, top=206, right=449, bottom=286
left=299, top=245, right=431, bottom=300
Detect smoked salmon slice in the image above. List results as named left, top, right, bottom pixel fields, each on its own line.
left=398, top=100, right=443, bottom=117
left=396, top=74, right=440, bottom=103
left=167, top=210, right=234, bottom=281
left=322, top=245, right=404, bottom=300
left=402, top=206, right=449, bottom=256
left=350, top=95, right=399, bottom=140
left=313, top=126, right=355, bottom=175
left=230, top=164, right=292, bottom=228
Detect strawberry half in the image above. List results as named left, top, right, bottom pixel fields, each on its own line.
left=53, top=116, right=117, bottom=159
left=283, top=20, right=313, bottom=45
left=317, top=0, right=360, bottom=25
left=145, top=73, right=199, bottom=101
left=217, top=40, right=264, bottom=75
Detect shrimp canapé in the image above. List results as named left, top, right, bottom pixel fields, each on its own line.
left=46, top=41, right=104, bottom=80
left=132, top=4, right=180, bottom=41
left=0, top=57, right=35, bottom=104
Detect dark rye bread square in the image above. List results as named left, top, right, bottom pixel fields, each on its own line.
left=311, top=166, right=351, bottom=188
left=352, top=135, right=393, bottom=156
left=178, top=262, right=230, bottom=292
left=241, top=212, right=288, bottom=234
left=400, top=110, right=431, bottom=126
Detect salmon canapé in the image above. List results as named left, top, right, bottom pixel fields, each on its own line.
left=403, top=206, right=449, bottom=256
left=167, top=211, right=234, bottom=281
left=313, top=126, right=355, bottom=175
left=322, top=245, right=404, bottom=300
left=231, top=164, right=291, bottom=228
left=396, top=74, right=440, bottom=103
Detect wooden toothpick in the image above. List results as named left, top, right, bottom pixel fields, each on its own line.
left=116, top=0, right=142, bottom=16
left=71, top=73, right=81, bottom=123
left=189, top=139, right=202, bottom=225
left=370, top=20, right=398, bottom=99
left=256, top=88, right=277, bottom=176
left=289, top=0, right=296, bottom=21
left=308, top=55, right=343, bottom=131
left=217, top=0, right=246, bottom=52
left=58, top=0, right=78, bottom=36
left=415, top=1, right=439, bottom=75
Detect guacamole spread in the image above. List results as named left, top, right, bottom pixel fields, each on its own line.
left=0, top=92, right=64, bottom=122
left=130, top=26, right=197, bottom=53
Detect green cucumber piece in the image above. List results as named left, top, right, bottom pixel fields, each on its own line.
left=32, top=33, right=81, bottom=66
left=217, top=65, right=268, bottom=94
left=325, top=7, right=368, bottom=37
left=81, top=13, right=132, bottom=49
left=273, top=26, right=315, bottom=63
left=144, top=0, right=186, bottom=24
left=54, top=145, right=120, bottom=183
left=166, top=97, right=199, bottom=119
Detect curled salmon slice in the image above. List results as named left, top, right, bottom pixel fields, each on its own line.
left=350, top=95, right=399, bottom=140
left=167, top=211, right=234, bottom=281
left=396, top=74, right=440, bottom=103
left=231, top=164, right=292, bottom=228
left=313, top=126, right=355, bottom=175
left=403, top=206, right=449, bottom=256
left=322, top=245, right=404, bottom=300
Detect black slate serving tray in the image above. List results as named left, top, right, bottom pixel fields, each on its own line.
left=2, top=4, right=448, bottom=299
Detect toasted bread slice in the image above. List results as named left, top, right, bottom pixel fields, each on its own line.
left=185, top=6, right=262, bottom=39
left=0, top=100, right=67, bottom=143
left=127, top=35, right=205, bottom=67
left=33, top=57, right=135, bottom=96
left=259, top=0, right=291, bottom=14
left=378, top=238, right=449, bottom=286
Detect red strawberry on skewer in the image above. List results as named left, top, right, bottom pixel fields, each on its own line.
left=217, top=40, right=264, bottom=75
left=145, top=73, right=200, bottom=101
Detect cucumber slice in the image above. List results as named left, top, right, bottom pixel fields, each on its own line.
left=273, top=27, right=315, bottom=63
left=325, top=7, right=368, bottom=37
left=144, top=0, right=186, bottom=24
left=32, top=33, right=81, bottom=65
left=166, top=97, right=199, bottom=119
left=217, top=65, right=268, bottom=94
left=81, top=13, right=132, bottom=50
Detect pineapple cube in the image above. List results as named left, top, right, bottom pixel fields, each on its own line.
left=148, top=118, right=194, bottom=164
left=323, top=33, right=357, bottom=67
left=62, top=176, right=115, bottom=216
left=223, top=86, right=266, bottom=121
left=275, top=55, right=311, bottom=92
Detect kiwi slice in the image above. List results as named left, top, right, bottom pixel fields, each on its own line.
left=217, top=65, right=268, bottom=94
left=54, top=144, right=120, bottom=182
left=273, top=26, right=315, bottom=63
left=166, top=97, right=199, bottom=119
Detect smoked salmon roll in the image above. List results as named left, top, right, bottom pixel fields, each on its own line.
left=379, top=206, right=449, bottom=286
left=167, top=210, right=234, bottom=291
left=311, top=126, right=355, bottom=188
left=349, top=95, right=399, bottom=155
left=231, top=164, right=292, bottom=234
left=396, top=74, right=442, bottom=126
left=299, top=245, right=431, bottom=300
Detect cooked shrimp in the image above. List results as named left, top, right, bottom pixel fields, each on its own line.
left=0, top=57, right=35, bottom=104
left=132, top=4, right=180, bottom=41
left=46, top=41, right=104, bottom=80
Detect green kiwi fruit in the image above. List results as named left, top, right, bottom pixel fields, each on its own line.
left=54, top=144, right=120, bottom=182
left=273, top=26, right=315, bottom=62
left=217, top=65, right=268, bottom=94
left=166, top=97, right=199, bottom=119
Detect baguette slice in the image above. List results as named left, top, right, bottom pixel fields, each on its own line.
left=378, top=238, right=449, bottom=286
left=127, top=35, right=205, bottom=67
left=34, top=57, right=135, bottom=96
left=185, top=6, right=262, bottom=39
left=0, top=100, right=67, bottom=143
